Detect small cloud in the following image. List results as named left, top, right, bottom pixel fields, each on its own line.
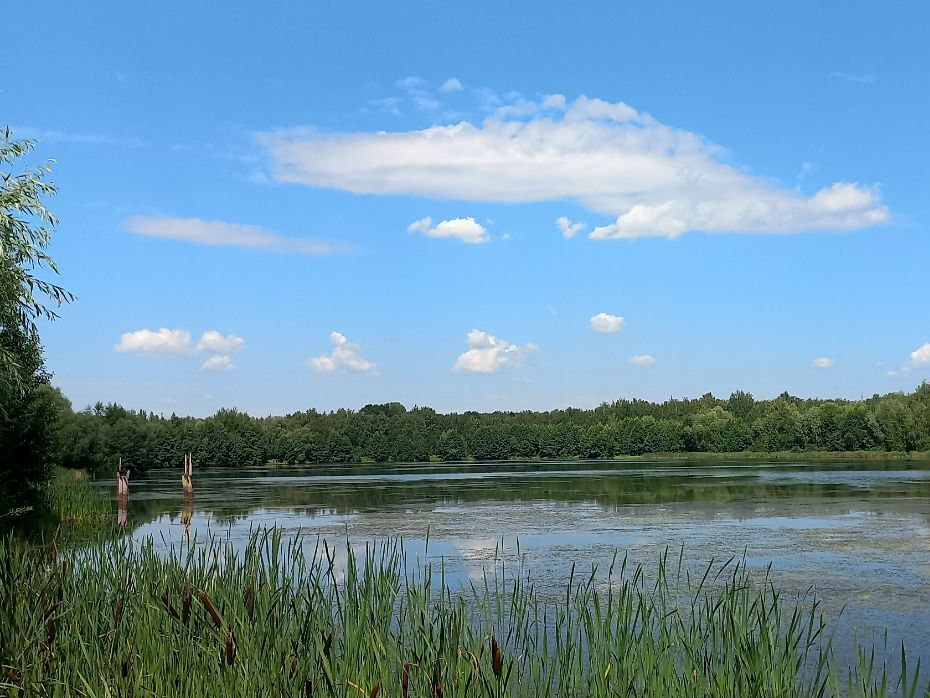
left=908, top=342, right=930, bottom=369
left=812, top=357, right=834, bottom=369
left=126, top=216, right=349, bottom=255
left=407, top=216, right=489, bottom=244
left=202, top=355, right=234, bottom=372
left=440, top=78, right=463, bottom=92
left=12, top=126, right=145, bottom=148
left=453, top=329, right=537, bottom=373
left=556, top=216, right=585, bottom=239
left=116, top=328, right=245, bottom=372
left=310, top=332, right=377, bottom=374
left=541, top=93, right=567, bottom=110
left=115, top=328, right=194, bottom=355
left=829, top=72, right=876, bottom=84
left=196, top=330, right=245, bottom=353
left=629, top=354, right=656, bottom=366
left=396, top=75, right=440, bottom=111
left=886, top=370, right=899, bottom=378
left=590, top=312, right=624, bottom=333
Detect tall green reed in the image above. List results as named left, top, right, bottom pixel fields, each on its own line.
left=0, top=529, right=925, bottom=697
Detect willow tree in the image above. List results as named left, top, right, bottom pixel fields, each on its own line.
left=1, top=129, right=73, bottom=513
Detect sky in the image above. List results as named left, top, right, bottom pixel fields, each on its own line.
left=3, top=1, right=929, bottom=416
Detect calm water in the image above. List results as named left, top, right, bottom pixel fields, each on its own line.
left=107, top=460, right=930, bottom=670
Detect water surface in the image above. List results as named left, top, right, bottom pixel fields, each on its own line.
left=108, top=460, right=930, bottom=669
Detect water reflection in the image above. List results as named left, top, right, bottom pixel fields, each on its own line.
left=102, top=460, right=930, bottom=671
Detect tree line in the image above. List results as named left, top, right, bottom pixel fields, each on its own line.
left=49, top=384, right=930, bottom=473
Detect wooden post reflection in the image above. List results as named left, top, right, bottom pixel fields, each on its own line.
left=181, top=452, right=194, bottom=539
left=116, top=456, right=129, bottom=528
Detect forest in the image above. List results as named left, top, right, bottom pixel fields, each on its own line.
left=49, top=383, right=930, bottom=472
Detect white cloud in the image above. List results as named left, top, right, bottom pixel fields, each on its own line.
left=453, top=329, right=538, bottom=373
left=310, top=332, right=377, bottom=374
left=812, top=357, right=834, bottom=369
left=260, top=95, right=888, bottom=238
left=196, top=330, right=246, bottom=353
left=115, top=328, right=194, bottom=355
left=116, top=328, right=245, bottom=373
left=590, top=312, right=624, bottom=333
left=556, top=216, right=585, bottom=239
left=541, top=93, right=567, bottom=110
left=628, top=354, right=656, bottom=366
left=201, top=355, right=233, bottom=372
left=396, top=76, right=440, bottom=111
left=407, top=216, right=489, bottom=244
left=440, top=78, right=463, bottom=92
left=909, top=343, right=930, bottom=368
left=126, top=216, right=347, bottom=255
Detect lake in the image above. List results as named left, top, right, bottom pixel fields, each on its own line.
left=108, top=459, right=930, bottom=671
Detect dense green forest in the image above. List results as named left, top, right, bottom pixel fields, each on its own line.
left=50, top=383, right=930, bottom=473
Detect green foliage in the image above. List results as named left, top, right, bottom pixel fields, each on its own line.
left=0, top=129, right=73, bottom=392
left=46, top=467, right=110, bottom=526
left=2, top=528, right=924, bottom=696
left=1, top=129, right=72, bottom=515
left=45, top=384, right=930, bottom=470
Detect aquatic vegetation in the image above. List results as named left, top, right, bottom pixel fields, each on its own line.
left=45, top=468, right=110, bottom=527
left=0, top=530, right=925, bottom=697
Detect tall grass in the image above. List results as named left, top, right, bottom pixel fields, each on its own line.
left=46, top=468, right=111, bottom=527
left=0, top=529, right=925, bottom=697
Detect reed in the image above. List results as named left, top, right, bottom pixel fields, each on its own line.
left=0, top=529, right=925, bottom=697
left=46, top=468, right=110, bottom=526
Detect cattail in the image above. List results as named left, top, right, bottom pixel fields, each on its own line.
left=224, top=630, right=236, bottom=666
left=491, top=636, right=502, bottom=679
left=200, top=591, right=223, bottom=629
left=303, top=679, right=313, bottom=696
left=47, top=615, right=57, bottom=646
left=114, top=600, right=124, bottom=629
left=244, top=582, right=254, bottom=620
left=289, top=657, right=298, bottom=679
left=432, top=659, right=443, bottom=698
left=48, top=540, right=57, bottom=565
left=5, top=670, right=22, bottom=687
left=182, top=588, right=192, bottom=626
left=160, top=590, right=180, bottom=621
left=402, top=663, right=410, bottom=698
left=369, top=683, right=381, bottom=698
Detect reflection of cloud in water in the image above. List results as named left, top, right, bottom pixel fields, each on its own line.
left=109, top=460, right=930, bottom=672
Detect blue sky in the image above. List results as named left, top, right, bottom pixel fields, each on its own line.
left=4, top=1, right=928, bottom=416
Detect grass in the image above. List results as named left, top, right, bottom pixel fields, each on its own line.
left=46, top=468, right=111, bottom=527
left=0, top=529, right=926, bottom=697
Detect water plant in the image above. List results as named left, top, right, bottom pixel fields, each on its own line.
left=46, top=468, right=110, bottom=527
left=0, top=529, right=925, bottom=697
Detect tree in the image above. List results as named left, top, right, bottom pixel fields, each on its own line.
left=1, top=130, right=74, bottom=393
left=1, top=130, right=73, bottom=514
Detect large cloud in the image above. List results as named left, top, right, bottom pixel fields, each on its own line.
left=126, top=216, right=348, bottom=255
left=310, top=332, right=377, bottom=373
left=260, top=95, right=889, bottom=239
left=453, top=329, right=538, bottom=373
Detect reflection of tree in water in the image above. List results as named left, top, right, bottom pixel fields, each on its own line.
left=114, top=465, right=930, bottom=531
